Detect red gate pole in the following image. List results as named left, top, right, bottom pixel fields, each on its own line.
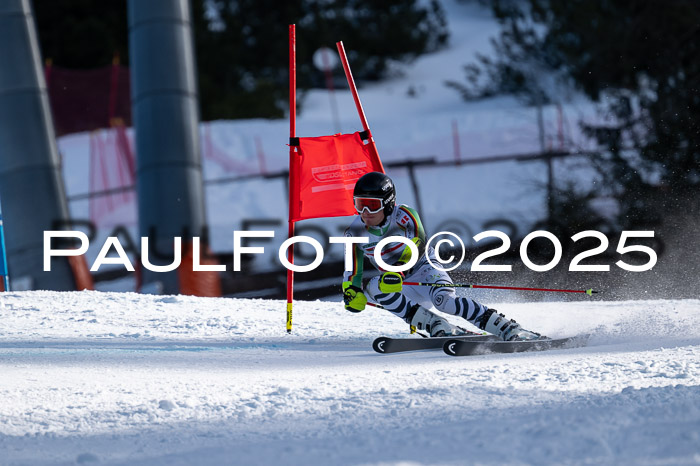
left=286, top=24, right=297, bottom=333
left=335, top=41, right=385, bottom=172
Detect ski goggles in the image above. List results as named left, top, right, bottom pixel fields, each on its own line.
left=353, top=196, right=384, bottom=214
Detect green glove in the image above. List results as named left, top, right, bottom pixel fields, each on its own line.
left=379, top=271, right=404, bottom=293
left=342, top=281, right=367, bottom=312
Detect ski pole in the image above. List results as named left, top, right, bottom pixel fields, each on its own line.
left=403, top=282, right=599, bottom=295
left=367, top=301, right=385, bottom=309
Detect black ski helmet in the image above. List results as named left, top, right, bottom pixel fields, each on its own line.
left=353, top=172, right=396, bottom=216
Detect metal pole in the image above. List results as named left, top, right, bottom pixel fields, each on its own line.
left=406, top=162, right=424, bottom=215
left=536, top=102, right=555, bottom=227
left=128, top=0, right=206, bottom=294
left=0, top=0, right=77, bottom=290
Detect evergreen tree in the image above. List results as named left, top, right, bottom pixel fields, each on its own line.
left=33, top=0, right=129, bottom=68
left=33, top=0, right=449, bottom=121
left=192, top=0, right=448, bottom=119
left=451, top=0, right=700, bottom=228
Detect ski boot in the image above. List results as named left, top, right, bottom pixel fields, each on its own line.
left=406, top=304, right=470, bottom=337
left=478, top=309, right=545, bottom=341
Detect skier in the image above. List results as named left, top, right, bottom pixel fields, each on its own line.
left=341, top=171, right=544, bottom=341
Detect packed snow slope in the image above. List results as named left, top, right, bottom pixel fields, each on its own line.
left=1, top=291, right=699, bottom=465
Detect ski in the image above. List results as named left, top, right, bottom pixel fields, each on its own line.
left=443, top=334, right=590, bottom=357
left=373, top=334, right=498, bottom=354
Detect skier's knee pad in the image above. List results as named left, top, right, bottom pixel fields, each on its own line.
left=431, top=288, right=457, bottom=314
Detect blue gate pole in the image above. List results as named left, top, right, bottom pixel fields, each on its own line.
left=0, top=203, right=10, bottom=291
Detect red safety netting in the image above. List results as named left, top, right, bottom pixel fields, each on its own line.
left=88, top=123, right=137, bottom=227
left=46, top=62, right=131, bottom=136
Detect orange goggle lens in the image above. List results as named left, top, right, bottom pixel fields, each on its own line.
left=354, top=197, right=384, bottom=214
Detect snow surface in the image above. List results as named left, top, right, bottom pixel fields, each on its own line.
left=1, top=291, right=699, bottom=465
